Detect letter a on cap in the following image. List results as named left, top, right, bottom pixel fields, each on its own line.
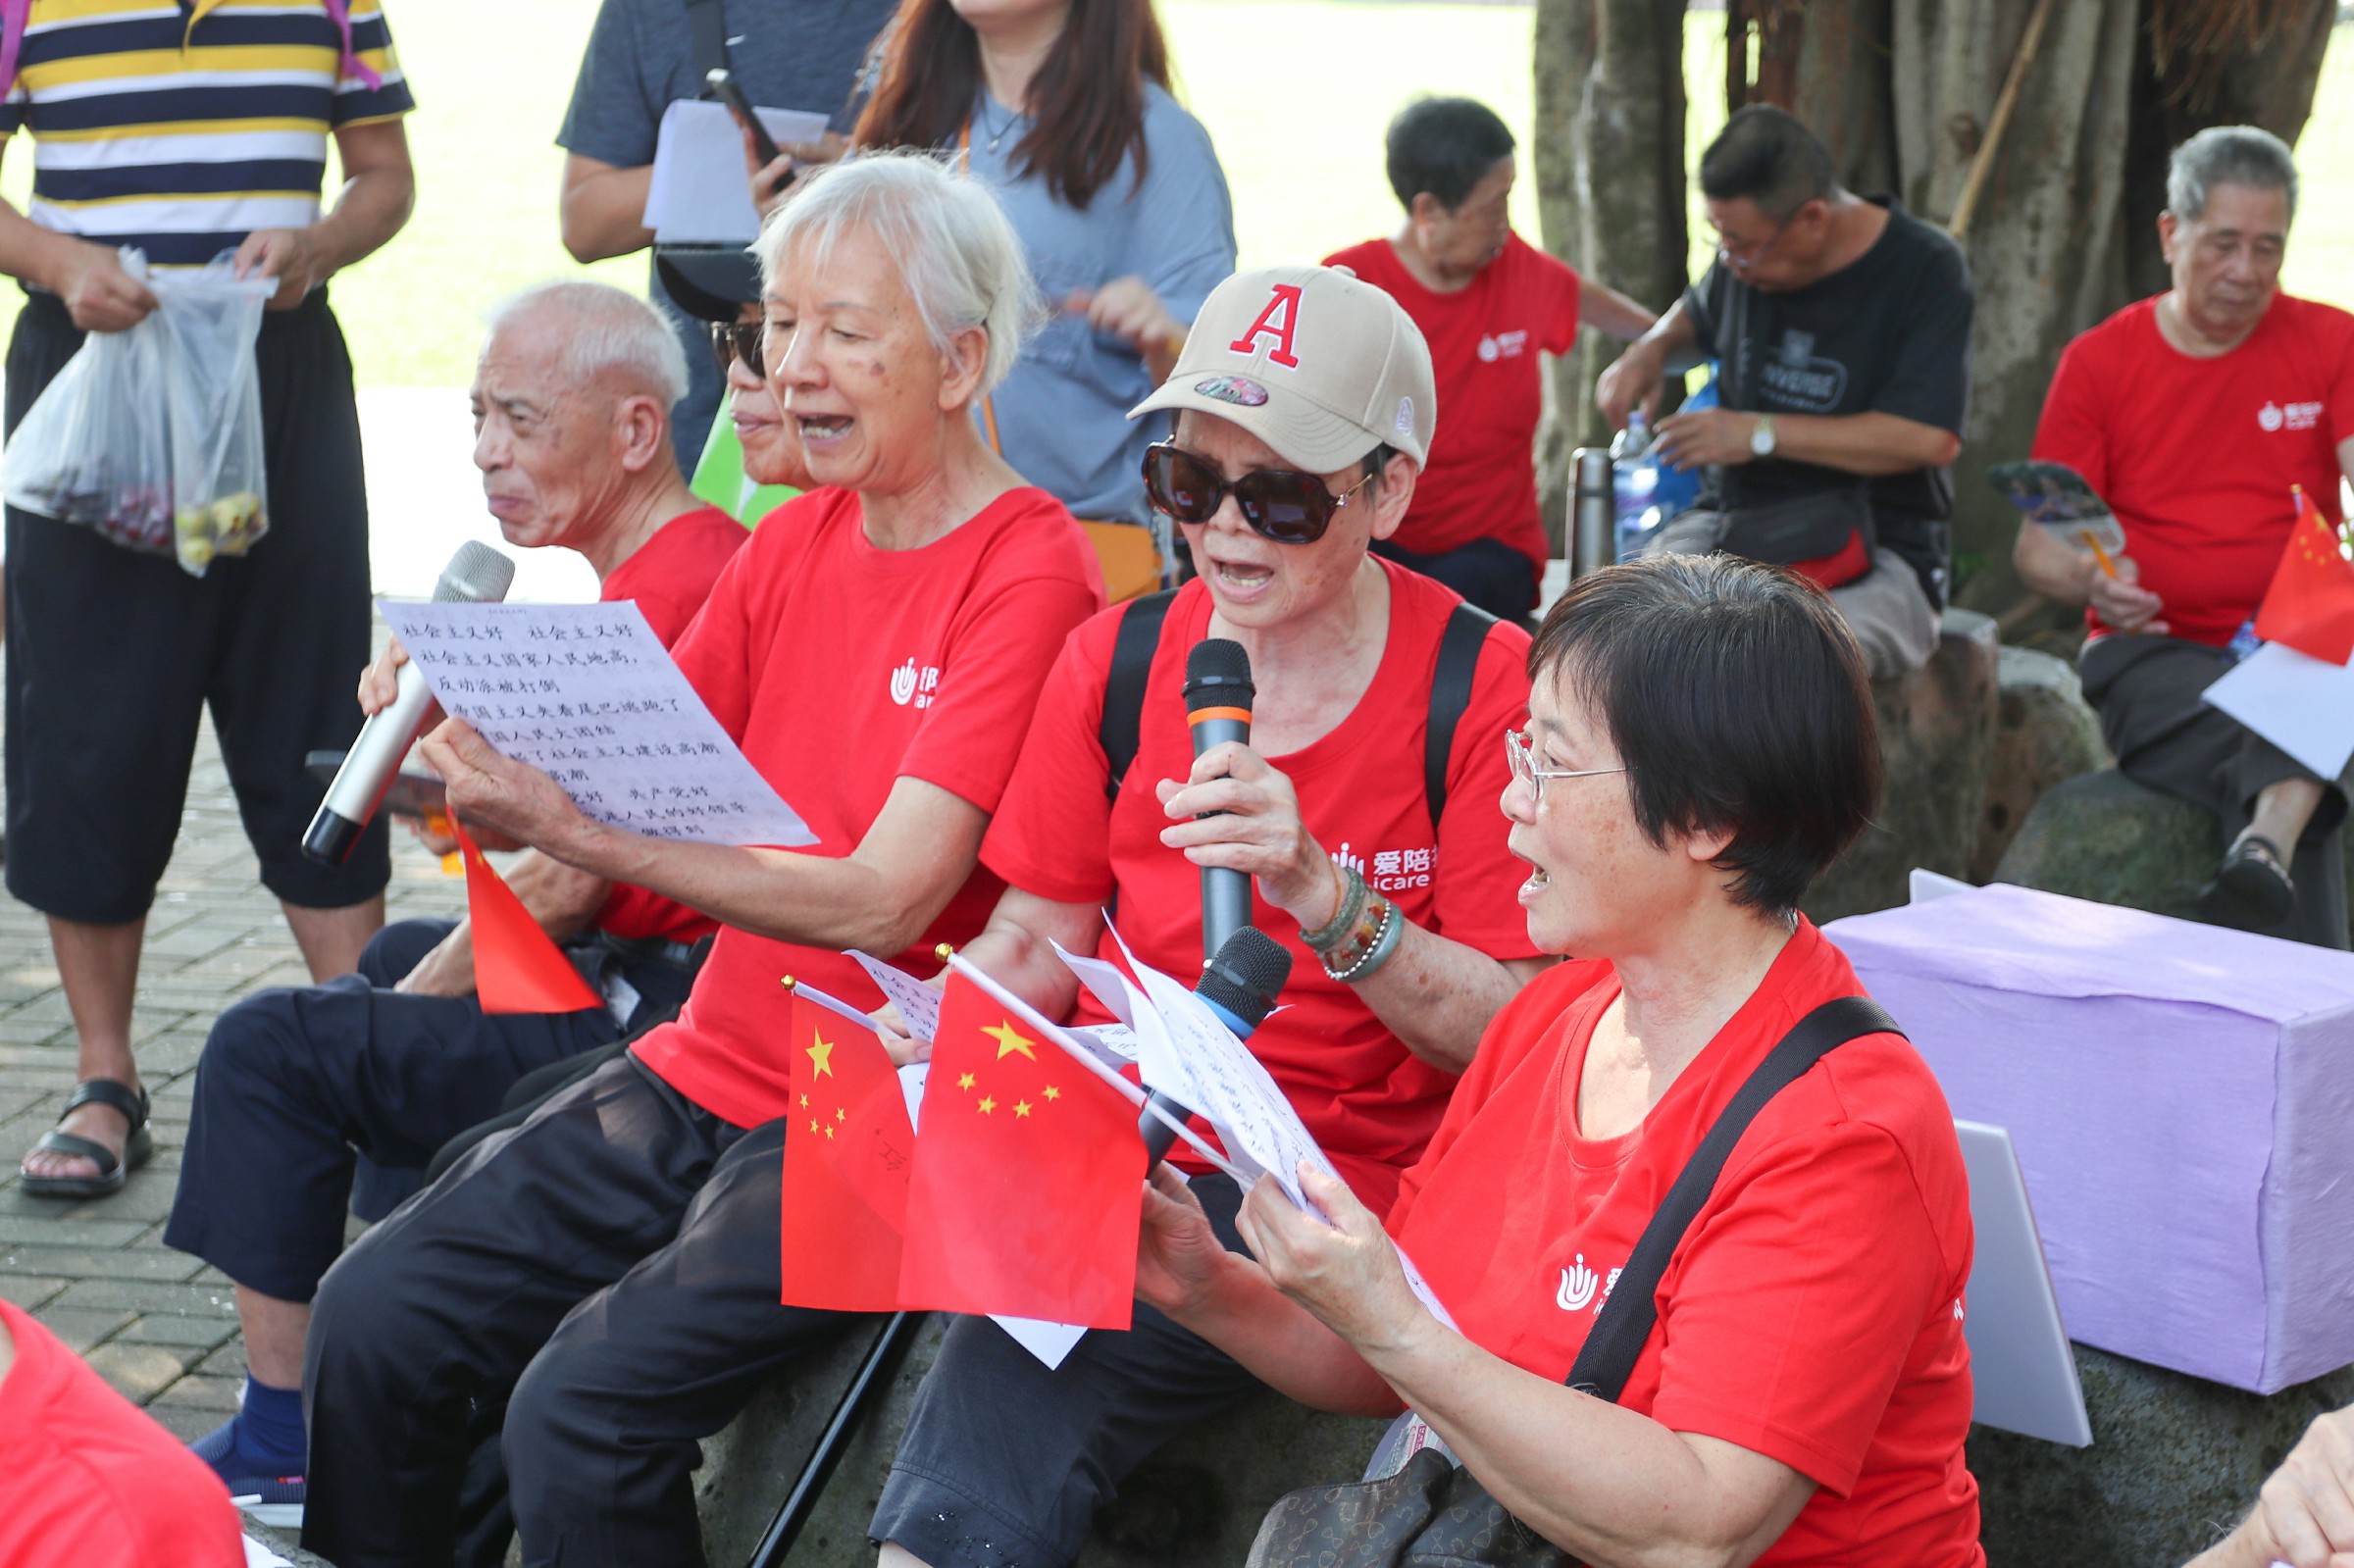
left=1228, top=283, right=1303, bottom=369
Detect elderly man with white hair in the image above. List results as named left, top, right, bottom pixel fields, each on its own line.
left=161, top=278, right=750, bottom=1517
left=2020, top=126, right=2353, bottom=948
left=296, top=152, right=1102, bottom=1568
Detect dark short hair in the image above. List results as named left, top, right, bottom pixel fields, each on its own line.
left=1698, top=105, right=1837, bottom=222
left=1527, top=555, right=1879, bottom=917
left=1385, top=96, right=1515, bottom=213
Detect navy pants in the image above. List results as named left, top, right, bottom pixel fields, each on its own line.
left=163, top=918, right=693, bottom=1303
left=1372, top=536, right=1538, bottom=622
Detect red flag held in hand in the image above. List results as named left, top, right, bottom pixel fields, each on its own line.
left=778, top=991, right=912, bottom=1312
left=2254, top=485, right=2354, bottom=666
left=898, top=974, right=1145, bottom=1330
left=452, top=821, right=600, bottom=1015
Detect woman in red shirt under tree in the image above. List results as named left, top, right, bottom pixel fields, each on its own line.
left=1141, top=555, right=1984, bottom=1567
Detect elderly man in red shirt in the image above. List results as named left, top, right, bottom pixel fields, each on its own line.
left=2019, top=126, right=2353, bottom=948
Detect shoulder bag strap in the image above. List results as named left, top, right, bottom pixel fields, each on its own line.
left=684, top=0, right=732, bottom=85
left=1563, top=994, right=1904, bottom=1402
left=1423, top=602, right=1496, bottom=833
left=1099, top=588, right=1176, bottom=803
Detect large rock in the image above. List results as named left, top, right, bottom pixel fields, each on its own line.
left=1803, top=609, right=2000, bottom=925
left=1993, top=769, right=2221, bottom=921
left=697, top=1317, right=1391, bottom=1568
left=1970, top=647, right=2111, bottom=883
left=1971, top=1345, right=2354, bottom=1567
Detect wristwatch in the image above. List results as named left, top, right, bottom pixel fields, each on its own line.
left=1749, top=414, right=1777, bottom=458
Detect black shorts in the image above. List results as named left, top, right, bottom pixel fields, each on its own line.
left=3, top=285, right=387, bottom=922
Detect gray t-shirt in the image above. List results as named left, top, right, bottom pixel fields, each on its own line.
left=558, top=0, right=895, bottom=463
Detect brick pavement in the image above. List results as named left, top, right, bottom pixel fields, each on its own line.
left=0, top=712, right=463, bottom=1440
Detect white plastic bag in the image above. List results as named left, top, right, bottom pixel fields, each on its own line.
left=2, top=250, right=278, bottom=575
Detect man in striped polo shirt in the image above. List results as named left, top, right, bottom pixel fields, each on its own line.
left=0, top=3, right=415, bottom=1208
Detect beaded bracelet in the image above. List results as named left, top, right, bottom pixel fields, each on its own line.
left=1299, top=861, right=1366, bottom=953
left=1325, top=892, right=1404, bottom=984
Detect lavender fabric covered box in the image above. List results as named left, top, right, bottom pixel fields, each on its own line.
left=1824, top=884, right=2354, bottom=1393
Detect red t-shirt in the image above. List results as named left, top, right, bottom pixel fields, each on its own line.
left=591, top=504, right=749, bottom=945
left=981, top=560, right=1541, bottom=1214
left=629, top=486, right=1103, bottom=1127
left=2032, top=292, right=2354, bottom=647
left=0, top=1300, right=245, bottom=1568
left=1324, top=231, right=1580, bottom=591
left=1387, top=922, right=1981, bottom=1566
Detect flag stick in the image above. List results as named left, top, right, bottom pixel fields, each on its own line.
left=2078, top=527, right=2121, bottom=581
left=781, top=974, right=884, bottom=1033
left=942, top=951, right=1249, bottom=1183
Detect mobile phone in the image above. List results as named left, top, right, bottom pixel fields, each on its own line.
left=706, top=68, right=785, bottom=170
left=305, top=750, right=450, bottom=821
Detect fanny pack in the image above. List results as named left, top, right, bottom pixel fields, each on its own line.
left=1243, top=995, right=1902, bottom=1568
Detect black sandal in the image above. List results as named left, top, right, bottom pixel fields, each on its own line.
left=20, top=1078, right=152, bottom=1199
left=2196, top=833, right=2297, bottom=933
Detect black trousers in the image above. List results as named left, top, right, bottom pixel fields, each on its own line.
left=302, top=1054, right=860, bottom=1568
left=2080, top=632, right=2349, bottom=948
left=3, top=286, right=387, bottom=921
left=870, top=1176, right=1267, bottom=1568
left=162, top=918, right=696, bottom=1304
left=1371, top=536, right=1538, bottom=622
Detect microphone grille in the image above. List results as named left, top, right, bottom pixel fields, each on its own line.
left=1184, top=638, right=1254, bottom=707
left=1199, top=926, right=1291, bottom=1028
left=434, top=541, right=516, bottom=605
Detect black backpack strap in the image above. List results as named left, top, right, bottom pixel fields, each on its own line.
left=1099, top=588, right=1176, bottom=803
left=1423, top=602, right=1497, bottom=832
left=685, top=0, right=732, bottom=85
left=1564, top=995, right=1904, bottom=1402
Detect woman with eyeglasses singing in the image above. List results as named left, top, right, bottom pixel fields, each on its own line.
left=866, top=264, right=1551, bottom=1568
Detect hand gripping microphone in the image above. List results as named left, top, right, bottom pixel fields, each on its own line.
left=1184, top=638, right=1255, bottom=962
left=1140, top=925, right=1292, bottom=1164
left=302, top=541, right=516, bottom=865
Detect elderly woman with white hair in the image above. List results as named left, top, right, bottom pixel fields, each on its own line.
left=299, top=152, right=1103, bottom=1567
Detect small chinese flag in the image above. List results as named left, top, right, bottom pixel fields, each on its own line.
left=898, top=974, right=1145, bottom=1330
left=2253, top=485, right=2354, bottom=666
left=777, top=994, right=913, bottom=1312
left=451, top=821, right=600, bottom=1015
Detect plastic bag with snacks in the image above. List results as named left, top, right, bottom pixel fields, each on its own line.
left=2, top=249, right=277, bottom=575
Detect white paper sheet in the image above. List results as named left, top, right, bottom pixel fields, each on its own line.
left=241, top=1537, right=293, bottom=1568
left=851, top=950, right=943, bottom=1042
left=1051, top=938, right=1206, bottom=1107
left=2202, top=640, right=2354, bottom=782
left=382, top=600, right=815, bottom=848
left=643, top=99, right=831, bottom=244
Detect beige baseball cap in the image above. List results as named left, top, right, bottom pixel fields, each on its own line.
left=1130, top=264, right=1436, bottom=472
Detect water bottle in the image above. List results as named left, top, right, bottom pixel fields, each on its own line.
left=1650, top=366, right=1715, bottom=522
left=1612, top=412, right=1661, bottom=562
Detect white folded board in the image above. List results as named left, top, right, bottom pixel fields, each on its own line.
left=1956, top=1121, right=2093, bottom=1446
left=2202, top=640, right=2354, bottom=783
left=644, top=100, right=831, bottom=244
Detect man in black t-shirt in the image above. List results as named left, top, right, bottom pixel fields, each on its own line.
left=1598, top=107, right=1973, bottom=679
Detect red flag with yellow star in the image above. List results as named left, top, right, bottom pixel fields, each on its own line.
left=776, top=993, right=914, bottom=1312
left=897, top=973, right=1145, bottom=1329
left=2254, top=485, right=2354, bottom=666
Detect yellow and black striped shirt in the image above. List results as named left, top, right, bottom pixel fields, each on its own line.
left=1, top=0, right=413, bottom=267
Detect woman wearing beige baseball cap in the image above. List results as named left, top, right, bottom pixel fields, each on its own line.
left=870, top=264, right=1551, bottom=1568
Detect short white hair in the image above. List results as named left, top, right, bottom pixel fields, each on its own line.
left=2167, top=126, right=2298, bottom=226
left=753, top=150, right=1038, bottom=396
left=482, top=280, right=691, bottom=411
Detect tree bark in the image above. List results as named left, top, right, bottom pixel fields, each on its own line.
left=1532, top=0, right=1598, bottom=558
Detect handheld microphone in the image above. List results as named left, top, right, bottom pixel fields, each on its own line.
left=1140, top=925, right=1291, bottom=1164
left=301, top=541, right=516, bottom=865
left=1184, top=638, right=1255, bottom=962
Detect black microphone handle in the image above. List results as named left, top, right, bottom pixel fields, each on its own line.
left=1191, top=712, right=1253, bottom=961
left=1140, top=1087, right=1191, bottom=1165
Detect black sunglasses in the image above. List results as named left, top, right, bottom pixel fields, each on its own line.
left=708, top=320, right=765, bottom=377
left=1140, top=441, right=1373, bottom=545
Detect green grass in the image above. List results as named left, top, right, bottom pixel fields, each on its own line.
left=6, top=3, right=2343, bottom=386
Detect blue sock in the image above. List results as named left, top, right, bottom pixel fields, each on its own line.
left=189, top=1374, right=306, bottom=1479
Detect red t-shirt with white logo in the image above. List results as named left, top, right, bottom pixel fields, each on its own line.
left=980, top=560, right=1541, bottom=1213
left=1324, top=232, right=1580, bottom=590
left=628, top=486, right=1103, bottom=1128
left=0, top=1299, right=245, bottom=1568
left=591, top=504, right=749, bottom=946
left=2032, top=292, right=2354, bottom=647
left=1387, top=921, right=1981, bottom=1565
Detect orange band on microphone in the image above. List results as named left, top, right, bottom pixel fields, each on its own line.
left=1187, top=706, right=1253, bottom=727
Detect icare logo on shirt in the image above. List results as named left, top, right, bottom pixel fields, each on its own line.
left=1476, top=329, right=1530, bottom=363
left=1555, top=1253, right=1623, bottom=1314
left=2259, top=400, right=2324, bottom=432
left=1331, top=841, right=1437, bottom=892
left=889, top=658, right=942, bottom=709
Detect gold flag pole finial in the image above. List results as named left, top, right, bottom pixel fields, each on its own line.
left=780, top=975, right=797, bottom=990
left=935, top=943, right=955, bottom=963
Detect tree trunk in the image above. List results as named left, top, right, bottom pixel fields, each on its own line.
left=1532, top=0, right=1598, bottom=559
